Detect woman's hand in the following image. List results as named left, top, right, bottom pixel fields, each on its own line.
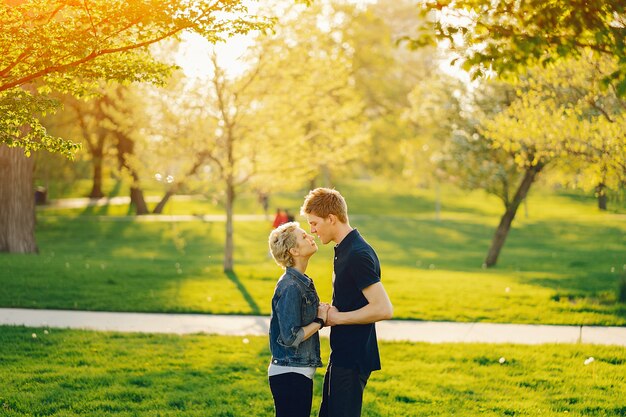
left=317, top=302, right=330, bottom=322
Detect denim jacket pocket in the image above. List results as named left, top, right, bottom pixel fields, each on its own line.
left=302, top=291, right=319, bottom=322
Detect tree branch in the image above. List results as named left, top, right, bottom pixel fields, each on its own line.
left=0, top=22, right=195, bottom=92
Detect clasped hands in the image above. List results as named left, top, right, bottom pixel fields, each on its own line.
left=317, top=302, right=339, bottom=327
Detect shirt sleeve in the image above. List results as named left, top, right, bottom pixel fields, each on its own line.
left=351, top=250, right=381, bottom=291
left=275, top=283, right=305, bottom=348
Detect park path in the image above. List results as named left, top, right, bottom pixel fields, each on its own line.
left=1, top=308, right=625, bottom=346
left=40, top=195, right=268, bottom=222
left=43, top=195, right=201, bottom=209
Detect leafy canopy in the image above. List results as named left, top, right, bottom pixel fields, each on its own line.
left=414, top=0, right=626, bottom=95
left=0, top=0, right=272, bottom=157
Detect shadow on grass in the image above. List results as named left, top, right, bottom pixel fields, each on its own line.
left=358, top=214, right=626, bottom=292
left=225, top=270, right=260, bottom=315
left=558, top=189, right=626, bottom=214
left=6, top=217, right=228, bottom=312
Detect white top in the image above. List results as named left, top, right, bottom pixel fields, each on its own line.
left=268, top=363, right=317, bottom=379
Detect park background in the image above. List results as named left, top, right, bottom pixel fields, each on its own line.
left=1, top=0, right=625, bottom=416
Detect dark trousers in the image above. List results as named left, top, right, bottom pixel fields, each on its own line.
left=318, top=363, right=370, bottom=417
left=269, top=372, right=313, bottom=417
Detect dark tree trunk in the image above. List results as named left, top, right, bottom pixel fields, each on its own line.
left=152, top=158, right=204, bottom=214
left=74, top=97, right=107, bottom=200
left=596, top=182, right=607, bottom=210
left=484, top=163, right=544, bottom=267
left=115, top=132, right=148, bottom=214
left=0, top=145, right=38, bottom=253
left=153, top=190, right=174, bottom=214
left=130, top=187, right=148, bottom=214
left=88, top=153, right=104, bottom=199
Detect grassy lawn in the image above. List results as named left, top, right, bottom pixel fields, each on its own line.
left=2, top=180, right=625, bottom=325
left=0, top=326, right=624, bottom=416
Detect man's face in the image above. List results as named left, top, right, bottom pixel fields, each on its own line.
left=305, top=213, right=333, bottom=245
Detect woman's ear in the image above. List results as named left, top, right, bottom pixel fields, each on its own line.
left=289, top=247, right=299, bottom=257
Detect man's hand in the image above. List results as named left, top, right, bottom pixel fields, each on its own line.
left=325, top=305, right=340, bottom=326
left=325, top=283, right=393, bottom=326
left=317, top=302, right=330, bottom=322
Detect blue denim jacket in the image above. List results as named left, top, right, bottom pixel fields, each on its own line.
left=269, top=267, right=322, bottom=367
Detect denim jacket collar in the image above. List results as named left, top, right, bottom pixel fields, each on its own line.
left=285, top=266, right=313, bottom=288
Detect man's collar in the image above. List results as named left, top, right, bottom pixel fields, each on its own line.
left=335, top=228, right=359, bottom=251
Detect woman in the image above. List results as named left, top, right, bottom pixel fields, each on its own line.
left=268, top=221, right=329, bottom=417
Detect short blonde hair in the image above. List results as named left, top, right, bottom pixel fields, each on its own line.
left=300, top=188, right=348, bottom=223
left=268, top=222, right=299, bottom=268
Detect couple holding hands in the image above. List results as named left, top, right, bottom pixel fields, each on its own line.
left=268, top=188, right=394, bottom=417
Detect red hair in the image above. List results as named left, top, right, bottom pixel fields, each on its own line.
left=300, top=188, right=348, bottom=223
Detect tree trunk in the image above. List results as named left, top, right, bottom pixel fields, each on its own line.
left=130, top=187, right=148, bottom=214
left=88, top=153, right=104, bottom=199
left=152, top=158, right=204, bottom=214
left=484, top=163, right=544, bottom=267
left=0, top=145, right=38, bottom=253
left=596, top=182, right=607, bottom=211
left=153, top=190, right=175, bottom=214
left=115, top=132, right=148, bottom=214
left=223, top=181, right=235, bottom=272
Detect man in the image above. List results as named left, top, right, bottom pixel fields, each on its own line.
left=300, top=188, right=393, bottom=417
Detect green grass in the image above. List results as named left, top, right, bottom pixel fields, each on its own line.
left=0, top=326, right=625, bottom=416
left=3, top=179, right=626, bottom=325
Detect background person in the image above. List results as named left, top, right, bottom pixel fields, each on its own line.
left=272, top=208, right=289, bottom=229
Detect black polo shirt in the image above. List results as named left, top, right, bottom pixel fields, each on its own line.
left=330, top=229, right=381, bottom=373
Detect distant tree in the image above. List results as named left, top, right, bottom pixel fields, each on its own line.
left=421, top=51, right=625, bottom=267
left=62, top=91, right=112, bottom=199
left=479, top=56, right=625, bottom=266
left=0, top=0, right=270, bottom=253
left=252, top=2, right=367, bottom=189
left=425, top=79, right=522, bottom=208
left=527, top=53, right=626, bottom=210
left=340, top=0, right=439, bottom=179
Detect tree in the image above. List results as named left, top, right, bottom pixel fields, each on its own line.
left=423, top=51, right=625, bottom=267
left=404, top=72, right=469, bottom=218
left=0, top=0, right=270, bottom=253
left=529, top=53, right=626, bottom=210
left=251, top=2, right=368, bottom=189
left=62, top=90, right=113, bottom=199
left=479, top=56, right=626, bottom=266
left=340, top=0, right=439, bottom=179
left=415, top=0, right=626, bottom=95
left=421, top=79, right=523, bottom=209
left=120, top=2, right=368, bottom=272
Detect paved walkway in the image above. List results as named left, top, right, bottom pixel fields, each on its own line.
left=43, top=195, right=202, bottom=209
left=1, top=308, right=625, bottom=346
left=41, top=195, right=268, bottom=222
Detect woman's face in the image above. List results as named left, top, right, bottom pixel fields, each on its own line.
left=292, top=227, right=318, bottom=258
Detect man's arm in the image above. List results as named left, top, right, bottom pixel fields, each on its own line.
left=326, top=282, right=393, bottom=326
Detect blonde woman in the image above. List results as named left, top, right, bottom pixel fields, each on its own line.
left=268, top=222, right=329, bottom=417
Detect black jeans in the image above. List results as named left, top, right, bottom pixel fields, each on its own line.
left=269, top=372, right=313, bottom=417
left=318, top=363, right=370, bottom=417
